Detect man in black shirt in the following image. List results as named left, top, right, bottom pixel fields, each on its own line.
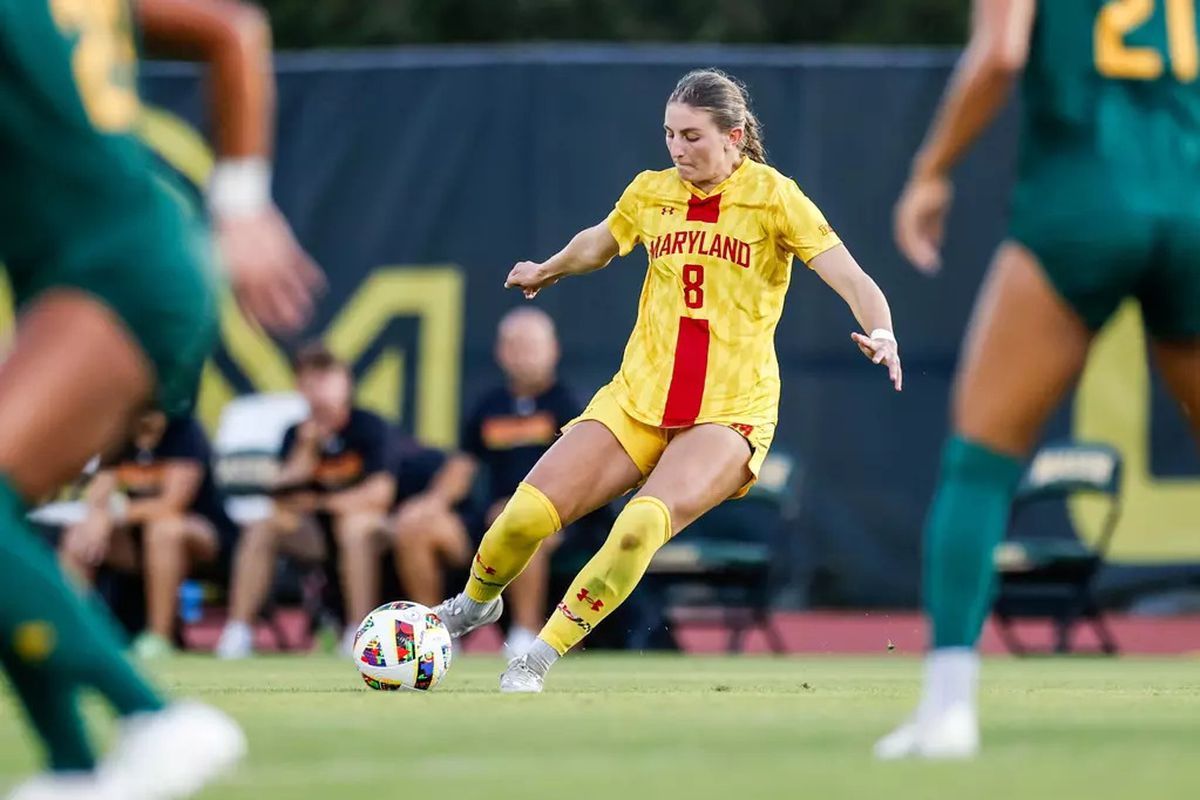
left=216, top=343, right=395, bottom=658
left=59, top=412, right=236, bottom=659
left=391, top=308, right=580, bottom=654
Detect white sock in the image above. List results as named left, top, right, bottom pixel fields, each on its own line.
left=525, top=638, right=560, bottom=677
left=920, top=648, right=979, bottom=716
left=457, top=593, right=495, bottom=618
left=222, top=621, right=251, bottom=640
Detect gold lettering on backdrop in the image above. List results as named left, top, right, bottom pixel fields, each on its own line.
left=0, top=108, right=465, bottom=448
left=139, top=107, right=466, bottom=446
left=193, top=267, right=463, bottom=447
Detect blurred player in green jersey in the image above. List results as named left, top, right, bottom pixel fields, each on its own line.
left=0, top=1, right=319, bottom=797
left=878, top=0, right=1200, bottom=760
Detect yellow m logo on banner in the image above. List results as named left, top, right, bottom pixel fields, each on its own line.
left=0, top=107, right=465, bottom=448
left=199, top=266, right=463, bottom=447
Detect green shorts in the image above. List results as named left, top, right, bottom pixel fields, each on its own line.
left=1009, top=156, right=1200, bottom=341
left=0, top=0, right=220, bottom=416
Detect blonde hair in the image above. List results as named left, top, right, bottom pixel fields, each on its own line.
left=668, top=68, right=766, bottom=163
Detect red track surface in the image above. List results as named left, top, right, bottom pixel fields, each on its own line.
left=184, top=610, right=1200, bottom=656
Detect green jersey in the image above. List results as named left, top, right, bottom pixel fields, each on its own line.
left=0, top=0, right=219, bottom=415
left=1010, top=0, right=1200, bottom=338
left=1020, top=0, right=1200, bottom=205
left=1012, top=0, right=1200, bottom=338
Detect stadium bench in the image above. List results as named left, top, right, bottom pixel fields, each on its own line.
left=992, top=441, right=1123, bottom=656
left=210, top=391, right=317, bottom=651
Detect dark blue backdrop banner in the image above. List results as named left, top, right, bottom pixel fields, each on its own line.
left=138, top=45, right=1200, bottom=608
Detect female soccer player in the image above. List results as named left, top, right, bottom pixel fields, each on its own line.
left=0, top=1, right=317, bottom=798
left=877, top=0, right=1200, bottom=759
left=434, top=68, right=903, bottom=692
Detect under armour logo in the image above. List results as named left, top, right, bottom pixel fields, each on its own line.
left=661, top=207, right=675, bottom=215
left=575, top=588, right=604, bottom=612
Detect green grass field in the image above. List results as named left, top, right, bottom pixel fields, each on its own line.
left=2, top=655, right=1198, bottom=799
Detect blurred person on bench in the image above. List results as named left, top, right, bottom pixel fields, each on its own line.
left=216, top=342, right=395, bottom=658
left=391, top=307, right=581, bottom=655
left=59, top=411, right=237, bottom=659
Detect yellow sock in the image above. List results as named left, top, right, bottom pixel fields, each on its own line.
left=540, top=496, right=672, bottom=655
left=464, top=482, right=561, bottom=603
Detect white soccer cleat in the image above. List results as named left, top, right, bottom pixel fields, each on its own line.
left=340, top=625, right=358, bottom=658
left=5, top=772, right=117, bottom=800
left=214, top=622, right=253, bottom=660
left=499, top=654, right=544, bottom=693
left=874, top=703, right=979, bottom=761
left=431, top=593, right=503, bottom=639
left=101, top=702, right=246, bottom=799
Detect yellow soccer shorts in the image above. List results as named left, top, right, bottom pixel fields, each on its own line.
left=563, top=383, right=775, bottom=499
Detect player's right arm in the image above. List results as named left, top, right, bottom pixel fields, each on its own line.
left=136, top=0, right=323, bottom=332
left=420, top=454, right=479, bottom=507
left=272, top=421, right=320, bottom=489
left=506, top=171, right=649, bottom=297
left=64, top=471, right=120, bottom=567
left=894, top=0, right=1036, bottom=273
left=505, top=222, right=621, bottom=299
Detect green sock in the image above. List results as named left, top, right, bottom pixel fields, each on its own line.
left=924, top=436, right=1025, bottom=649
left=0, top=476, right=164, bottom=771
left=0, top=650, right=94, bottom=771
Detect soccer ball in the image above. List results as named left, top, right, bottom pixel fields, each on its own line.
left=351, top=601, right=452, bottom=691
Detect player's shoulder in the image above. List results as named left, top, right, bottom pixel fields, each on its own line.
left=624, top=167, right=682, bottom=196
left=347, top=407, right=389, bottom=435
left=741, top=159, right=799, bottom=196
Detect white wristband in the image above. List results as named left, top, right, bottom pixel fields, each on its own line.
left=208, top=157, right=272, bottom=218
left=869, top=328, right=896, bottom=343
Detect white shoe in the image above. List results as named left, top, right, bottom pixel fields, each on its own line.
left=101, top=702, right=246, bottom=799
left=432, top=593, right=503, bottom=639
left=340, top=625, right=358, bottom=657
left=874, top=703, right=979, bottom=760
left=503, top=625, right=538, bottom=658
left=499, top=654, right=544, bottom=693
left=131, top=633, right=175, bottom=661
left=214, top=622, right=253, bottom=660
left=5, top=772, right=116, bottom=800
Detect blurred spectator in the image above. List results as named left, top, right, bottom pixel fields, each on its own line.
left=59, top=412, right=237, bottom=658
left=215, top=342, right=395, bottom=658
left=391, top=307, right=581, bottom=655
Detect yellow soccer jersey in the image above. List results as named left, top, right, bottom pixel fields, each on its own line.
left=604, top=158, right=841, bottom=428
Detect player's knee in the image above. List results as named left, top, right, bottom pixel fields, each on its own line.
left=392, top=517, right=431, bottom=551
left=390, top=504, right=431, bottom=541
left=609, top=497, right=672, bottom=553
left=334, top=512, right=383, bottom=545
left=489, top=483, right=560, bottom=544
left=239, top=519, right=279, bottom=555
left=143, top=514, right=187, bottom=547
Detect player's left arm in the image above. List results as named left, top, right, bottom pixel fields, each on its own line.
left=319, top=415, right=396, bottom=515
left=320, top=473, right=396, bottom=516
left=136, top=0, right=323, bottom=332
left=895, top=0, right=1036, bottom=273
left=123, top=461, right=205, bottom=523
left=811, top=245, right=903, bottom=392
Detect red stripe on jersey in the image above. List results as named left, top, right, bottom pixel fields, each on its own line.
left=661, top=317, right=711, bottom=427
left=686, top=193, right=721, bottom=223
